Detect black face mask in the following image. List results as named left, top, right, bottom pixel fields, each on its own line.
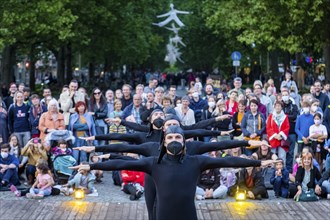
left=153, top=118, right=164, bottom=129
left=167, top=141, right=183, bottom=155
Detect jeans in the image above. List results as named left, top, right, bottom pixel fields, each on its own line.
left=14, top=131, right=31, bottom=148
left=325, top=153, right=330, bottom=172
left=271, top=147, right=287, bottom=165
left=272, top=176, right=289, bottom=198
left=196, top=185, right=228, bottom=199
left=321, top=180, right=330, bottom=194
left=0, top=168, right=19, bottom=185
left=30, top=187, right=52, bottom=196
left=286, top=134, right=296, bottom=172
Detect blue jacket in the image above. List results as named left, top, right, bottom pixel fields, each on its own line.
left=0, top=154, right=19, bottom=167
left=295, top=113, right=314, bottom=141
left=241, top=111, right=266, bottom=137
left=189, top=98, right=207, bottom=122
left=122, top=103, right=143, bottom=121
left=270, top=167, right=289, bottom=188
left=68, top=113, right=96, bottom=137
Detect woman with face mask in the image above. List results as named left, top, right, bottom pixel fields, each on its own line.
left=308, top=113, right=328, bottom=170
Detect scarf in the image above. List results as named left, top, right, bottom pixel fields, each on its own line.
left=272, top=110, right=285, bottom=127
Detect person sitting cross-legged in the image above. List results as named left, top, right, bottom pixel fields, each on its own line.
left=270, top=158, right=289, bottom=198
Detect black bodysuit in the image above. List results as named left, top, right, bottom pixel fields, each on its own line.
left=90, top=154, right=261, bottom=220
left=94, top=140, right=250, bottom=219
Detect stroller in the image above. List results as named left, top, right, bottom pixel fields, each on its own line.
left=45, top=130, right=76, bottom=184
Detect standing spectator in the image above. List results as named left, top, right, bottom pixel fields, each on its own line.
left=201, top=96, right=216, bottom=142
left=266, top=101, right=290, bottom=165
left=144, top=78, right=157, bottom=94
left=0, top=97, right=9, bottom=143
left=241, top=99, right=266, bottom=155
left=313, top=80, right=330, bottom=112
left=232, top=100, right=246, bottom=139
left=175, top=96, right=195, bottom=126
left=154, top=87, right=165, bottom=107
left=121, top=84, right=133, bottom=110
left=88, top=88, right=108, bottom=137
left=280, top=71, right=298, bottom=94
left=38, top=99, right=65, bottom=145
left=69, top=101, right=96, bottom=163
left=281, top=90, right=299, bottom=172
left=212, top=99, right=232, bottom=141
left=228, top=77, right=245, bottom=96
left=115, top=89, right=123, bottom=100
left=254, top=84, right=273, bottom=116
left=59, top=80, right=85, bottom=126
left=308, top=112, right=328, bottom=170
left=0, top=143, right=20, bottom=187
left=168, top=85, right=179, bottom=105
left=162, top=96, right=176, bottom=116
left=29, top=94, right=47, bottom=138
left=190, top=91, right=207, bottom=123
left=204, top=84, right=216, bottom=100
left=8, top=91, right=31, bottom=147
left=122, top=94, right=143, bottom=125
left=40, top=87, right=52, bottom=107
left=295, top=101, right=314, bottom=154
left=226, top=91, right=238, bottom=116
left=105, top=89, right=114, bottom=114
left=3, top=83, right=17, bottom=108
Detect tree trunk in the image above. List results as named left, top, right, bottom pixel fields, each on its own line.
left=269, top=50, right=280, bottom=89
left=57, top=46, right=65, bottom=87
left=88, top=62, right=95, bottom=82
left=28, top=46, right=37, bottom=91
left=65, top=43, right=72, bottom=84
left=324, top=44, right=330, bottom=81
left=0, top=45, right=16, bottom=85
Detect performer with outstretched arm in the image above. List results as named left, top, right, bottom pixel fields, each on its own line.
left=72, top=125, right=274, bottom=220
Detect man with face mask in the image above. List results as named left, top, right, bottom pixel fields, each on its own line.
left=281, top=90, right=299, bottom=173
left=0, top=143, right=20, bottom=188
left=295, top=101, right=314, bottom=154
left=72, top=125, right=273, bottom=220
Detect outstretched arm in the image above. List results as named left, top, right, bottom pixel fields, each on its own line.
left=95, top=143, right=152, bottom=156
left=182, top=118, right=216, bottom=130
left=70, top=157, right=153, bottom=174
left=121, top=120, right=149, bottom=132
left=191, top=140, right=250, bottom=155
left=183, top=129, right=220, bottom=139
left=95, top=133, right=143, bottom=144
left=198, top=156, right=262, bottom=171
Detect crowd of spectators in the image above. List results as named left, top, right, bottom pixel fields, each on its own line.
left=1, top=70, right=330, bottom=201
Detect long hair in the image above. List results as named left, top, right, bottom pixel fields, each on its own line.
left=301, top=152, right=313, bottom=169
left=211, top=99, right=225, bottom=117
left=89, top=87, right=106, bottom=110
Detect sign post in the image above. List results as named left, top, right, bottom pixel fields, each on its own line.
left=231, top=51, right=241, bottom=77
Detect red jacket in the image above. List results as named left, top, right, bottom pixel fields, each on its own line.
left=225, top=100, right=238, bottom=116
left=121, top=170, right=145, bottom=186
left=266, top=113, right=290, bottom=151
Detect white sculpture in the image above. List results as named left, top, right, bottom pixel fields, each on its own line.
left=165, top=41, right=184, bottom=65
left=153, top=3, right=191, bottom=27
left=170, top=34, right=186, bottom=47
left=165, top=23, right=181, bottom=35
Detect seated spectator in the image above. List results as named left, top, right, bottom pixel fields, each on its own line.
left=0, top=143, right=20, bottom=188
left=190, top=91, right=207, bottom=122
left=21, top=138, right=48, bottom=185
left=26, top=163, right=53, bottom=199
left=270, top=159, right=289, bottom=198
left=51, top=139, right=73, bottom=157
left=121, top=153, right=144, bottom=201
left=317, top=169, right=330, bottom=197
left=233, top=155, right=269, bottom=200
left=252, top=140, right=278, bottom=161
left=174, top=96, right=195, bottom=126
left=290, top=152, right=327, bottom=200
left=196, top=151, right=228, bottom=200
left=212, top=99, right=232, bottom=141
left=61, top=162, right=97, bottom=196
left=8, top=134, right=27, bottom=179
left=225, top=91, right=238, bottom=116
left=162, top=95, right=176, bottom=116
left=323, top=139, right=330, bottom=171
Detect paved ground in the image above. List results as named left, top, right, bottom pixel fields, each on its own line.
left=1, top=172, right=329, bottom=220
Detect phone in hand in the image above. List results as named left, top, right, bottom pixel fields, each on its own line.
left=33, top=138, right=39, bottom=144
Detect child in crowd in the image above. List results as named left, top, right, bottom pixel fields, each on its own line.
left=52, top=139, right=73, bottom=157
left=270, top=159, right=289, bottom=198
left=61, top=162, right=97, bottom=196
left=90, top=153, right=103, bottom=183
left=26, top=163, right=54, bottom=199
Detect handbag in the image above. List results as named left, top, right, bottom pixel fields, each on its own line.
left=298, top=189, right=319, bottom=202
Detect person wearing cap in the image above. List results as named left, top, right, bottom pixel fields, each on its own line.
left=270, top=158, right=289, bottom=198
left=71, top=125, right=274, bottom=220
left=228, top=77, right=245, bottom=97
